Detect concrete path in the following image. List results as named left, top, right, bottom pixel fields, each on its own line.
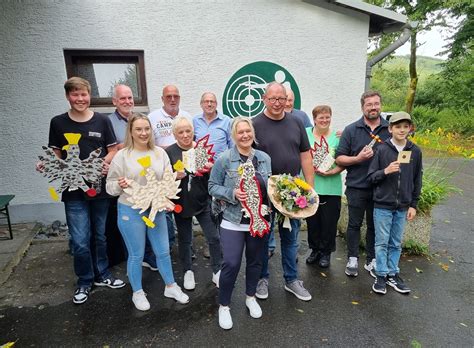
left=0, top=159, right=472, bottom=347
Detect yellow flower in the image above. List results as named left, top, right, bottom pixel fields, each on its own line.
left=294, top=178, right=311, bottom=191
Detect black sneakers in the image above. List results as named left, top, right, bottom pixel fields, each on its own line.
left=305, top=250, right=321, bottom=265
left=387, top=274, right=411, bottom=294
left=372, top=275, right=387, bottom=295
left=73, top=286, right=90, bottom=304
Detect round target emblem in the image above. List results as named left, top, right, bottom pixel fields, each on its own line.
left=223, top=61, right=301, bottom=118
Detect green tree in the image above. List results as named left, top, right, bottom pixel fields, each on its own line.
left=366, top=0, right=454, bottom=113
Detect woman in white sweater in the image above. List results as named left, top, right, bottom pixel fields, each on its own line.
left=106, top=113, right=189, bottom=311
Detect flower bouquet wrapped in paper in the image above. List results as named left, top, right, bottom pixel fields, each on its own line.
left=267, top=174, right=319, bottom=228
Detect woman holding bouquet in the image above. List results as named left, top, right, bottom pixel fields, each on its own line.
left=209, top=117, right=272, bottom=330
left=305, top=105, right=344, bottom=268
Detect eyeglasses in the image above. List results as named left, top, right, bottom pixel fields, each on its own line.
left=164, top=94, right=180, bottom=100
left=202, top=100, right=216, bottom=104
left=365, top=102, right=380, bottom=108
left=266, top=97, right=287, bottom=104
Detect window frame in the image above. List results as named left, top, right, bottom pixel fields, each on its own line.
left=63, top=49, right=148, bottom=107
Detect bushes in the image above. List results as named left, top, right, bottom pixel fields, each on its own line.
left=412, top=106, right=474, bottom=136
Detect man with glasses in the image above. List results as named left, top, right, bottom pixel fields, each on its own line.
left=193, top=92, right=233, bottom=159
left=148, top=85, right=191, bottom=147
left=148, top=85, right=191, bottom=250
left=335, top=90, right=390, bottom=277
left=253, top=82, right=314, bottom=302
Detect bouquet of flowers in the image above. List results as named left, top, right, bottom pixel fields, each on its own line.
left=268, top=174, right=319, bottom=227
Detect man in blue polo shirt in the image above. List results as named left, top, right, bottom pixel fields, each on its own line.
left=285, top=89, right=312, bottom=128
left=193, top=92, right=233, bottom=158
left=335, top=90, right=390, bottom=277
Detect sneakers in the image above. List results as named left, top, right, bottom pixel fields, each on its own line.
left=164, top=283, right=189, bottom=304
left=372, top=275, right=387, bottom=294
left=387, top=274, right=411, bottom=294
left=345, top=257, right=358, bottom=277
left=212, top=270, right=221, bottom=288
left=142, top=259, right=158, bottom=271
left=218, top=306, right=233, bottom=330
left=132, top=290, right=150, bottom=311
left=245, top=296, right=262, bottom=318
left=94, top=276, right=126, bottom=289
left=364, top=258, right=376, bottom=273
left=73, top=286, right=90, bottom=304
left=284, top=280, right=312, bottom=301
left=183, top=270, right=196, bottom=290
left=319, top=254, right=331, bottom=268
left=305, top=250, right=321, bottom=265
left=255, top=278, right=269, bottom=299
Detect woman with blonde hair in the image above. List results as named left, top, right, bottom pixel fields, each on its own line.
left=165, top=116, right=222, bottom=291
left=209, top=117, right=272, bottom=330
left=106, top=113, right=189, bottom=311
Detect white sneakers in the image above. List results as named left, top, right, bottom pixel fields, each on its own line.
left=164, top=283, right=190, bottom=304
left=245, top=296, right=262, bottom=318
left=218, top=297, right=262, bottom=330
left=132, top=290, right=150, bottom=311
left=218, top=306, right=233, bottom=330
left=184, top=270, right=196, bottom=290
left=212, top=270, right=221, bottom=288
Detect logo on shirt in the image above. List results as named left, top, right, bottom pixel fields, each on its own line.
left=222, top=61, right=301, bottom=118
left=89, top=131, right=102, bottom=138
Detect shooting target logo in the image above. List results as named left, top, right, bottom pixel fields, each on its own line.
left=223, top=61, right=301, bottom=118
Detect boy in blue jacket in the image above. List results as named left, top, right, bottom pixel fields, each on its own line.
left=367, top=111, right=422, bottom=295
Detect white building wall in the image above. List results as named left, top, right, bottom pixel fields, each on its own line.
left=0, top=0, right=370, bottom=222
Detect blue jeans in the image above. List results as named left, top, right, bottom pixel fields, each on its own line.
left=64, top=199, right=112, bottom=287
left=261, top=217, right=300, bottom=283
left=267, top=214, right=277, bottom=252
left=166, top=212, right=175, bottom=248
left=374, top=208, right=407, bottom=276
left=117, top=203, right=175, bottom=292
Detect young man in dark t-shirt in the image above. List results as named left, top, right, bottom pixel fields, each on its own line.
left=252, top=82, right=314, bottom=302
left=46, top=77, right=125, bottom=304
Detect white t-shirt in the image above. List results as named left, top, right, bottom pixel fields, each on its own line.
left=148, top=107, right=191, bottom=147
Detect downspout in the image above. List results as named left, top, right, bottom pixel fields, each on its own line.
left=365, top=21, right=418, bottom=91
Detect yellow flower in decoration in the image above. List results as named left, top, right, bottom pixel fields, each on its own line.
left=142, top=216, right=156, bottom=228
left=137, top=155, right=151, bottom=176
left=238, top=166, right=243, bottom=176
left=294, top=178, right=311, bottom=191
left=173, top=160, right=185, bottom=172
left=62, top=133, right=82, bottom=150
left=48, top=186, right=59, bottom=201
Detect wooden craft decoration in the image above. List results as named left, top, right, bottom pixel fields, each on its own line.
left=310, top=135, right=335, bottom=172
left=239, top=161, right=270, bottom=237
left=38, top=133, right=103, bottom=201
left=367, top=133, right=382, bottom=149
left=182, top=134, right=215, bottom=176
left=123, top=156, right=181, bottom=228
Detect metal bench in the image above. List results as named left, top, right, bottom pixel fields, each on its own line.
left=0, top=195, right=15, bottom=240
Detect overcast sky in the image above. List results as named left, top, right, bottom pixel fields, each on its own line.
left=394, top=27, right=450, bottom=59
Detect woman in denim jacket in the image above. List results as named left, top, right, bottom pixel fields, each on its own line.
left=209, top=117, right=271, bottom=330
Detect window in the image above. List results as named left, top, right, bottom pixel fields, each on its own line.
left=64, top=49, right=147, bottom=107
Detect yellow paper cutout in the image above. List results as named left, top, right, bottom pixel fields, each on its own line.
left=137, top=156, right=151, bottom=176
left=173, top=160, right=185, bottom=172
left=48, top=187, right=59, bottom=201
left=62, top=133, right=82, bottom=150
left=142, top=216, right=156, bottom=228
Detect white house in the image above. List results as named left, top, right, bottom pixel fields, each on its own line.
left=0, top=0, right=406, bottom=222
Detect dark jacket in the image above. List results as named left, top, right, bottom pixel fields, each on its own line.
left=367, top=140, right=423, bottom=210
left=335, top=116, right=390, bottom=189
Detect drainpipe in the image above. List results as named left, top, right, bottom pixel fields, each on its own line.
left=365, top=21, right=418, bottom=91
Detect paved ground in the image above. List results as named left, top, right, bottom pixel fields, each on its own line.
left=0, top=159, right=472, bottom=347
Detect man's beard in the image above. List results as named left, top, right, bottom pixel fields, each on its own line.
left=365, top=110, right=380, bottom=120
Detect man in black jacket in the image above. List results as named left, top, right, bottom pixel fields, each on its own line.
left=336, top=91, right=389, bottom=277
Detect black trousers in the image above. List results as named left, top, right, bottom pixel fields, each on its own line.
left=306, top=195, right=341, bottom=255
left=345, top=187, right=375, bottom=261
